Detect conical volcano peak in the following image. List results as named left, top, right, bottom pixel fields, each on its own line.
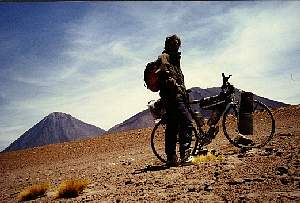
left=47, top=112, right=71, bottom=118
left=43, top=112, right=74, bottom=123
left=4, top=112, right=106, bottom=152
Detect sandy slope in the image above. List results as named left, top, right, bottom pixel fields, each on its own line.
left=0, top=105, right=299, bottom=202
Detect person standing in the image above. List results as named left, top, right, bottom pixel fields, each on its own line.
left=155, top=35, right=193, bottom=166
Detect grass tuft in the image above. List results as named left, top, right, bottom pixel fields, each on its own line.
left=192, top=151, right=224, bottom=165
left=54, top=178, right=89, bottom=199
left=18, top=182, right=49, bottom=201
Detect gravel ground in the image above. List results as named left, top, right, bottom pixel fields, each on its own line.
left=0, top=105, right=299, bottom=202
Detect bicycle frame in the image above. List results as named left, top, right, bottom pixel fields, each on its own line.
left=189, top=73, right=237, bottom=129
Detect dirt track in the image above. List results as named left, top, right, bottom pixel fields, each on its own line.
left=0, top=105, right=299, bottom=202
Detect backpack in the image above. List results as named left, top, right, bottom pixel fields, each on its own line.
left=144, top=62, right=160, bottom=92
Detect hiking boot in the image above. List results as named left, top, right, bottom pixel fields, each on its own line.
left=235, top=134, right=254, bottom=146
left=180, top=149, right=192, bottom=164
left=166, top=154, right=178, bottom=167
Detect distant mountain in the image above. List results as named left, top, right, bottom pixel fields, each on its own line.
left=4, top=112, right=106, bottom=152
left=108, top=109, right=155, bottom=133
left=109, top=87, right=288, bottom=133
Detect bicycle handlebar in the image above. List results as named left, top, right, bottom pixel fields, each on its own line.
left=222, top=73, right=232, bottom=89
left=188, top=73, right=234, bottom=105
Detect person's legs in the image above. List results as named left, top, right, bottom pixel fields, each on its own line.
left=174, top=97, right=193, bottom=161
left=165, top=106, right=180, bottom=164
left=163, top=95, right=193, bottom=163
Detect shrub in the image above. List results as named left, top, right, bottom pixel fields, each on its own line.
left=18, top=182, right=49, bottom=201
left=54, top=178, right=89, bottom=199
left=191, top=151, right=224, bottom=165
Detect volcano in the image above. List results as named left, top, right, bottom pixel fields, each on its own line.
left=3, top=112, right=106, bottom=152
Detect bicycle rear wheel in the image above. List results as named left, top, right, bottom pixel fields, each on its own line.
left=222, top=100, right=275, bottom=149
left=150, top=118, right=198, bottom=163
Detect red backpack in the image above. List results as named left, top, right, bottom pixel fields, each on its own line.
left=144, top=62, right=160, bottom=92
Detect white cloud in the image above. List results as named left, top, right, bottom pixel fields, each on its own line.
left=183, top=2, right=300, bottom=103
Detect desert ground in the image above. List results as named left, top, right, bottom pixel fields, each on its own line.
left=0, top=105, right=299, bottom=202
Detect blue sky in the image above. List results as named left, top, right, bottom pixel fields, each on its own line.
left=0, top=2, right=299, bottom=151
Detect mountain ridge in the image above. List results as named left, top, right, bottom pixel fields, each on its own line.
left=3, top=87, right=289, bottom=152
left=109, top=87, right=288, bottom=133
left=108, top=109, right=155, bottom=133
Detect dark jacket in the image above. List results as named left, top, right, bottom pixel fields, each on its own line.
left=156, top=51, right=186, bottom=100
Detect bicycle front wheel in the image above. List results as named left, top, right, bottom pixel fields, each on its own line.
left=222, top=100, right=275, bottom=149
left=150, top=119, right=168, bottom=163
left=151, top=119, right=198, bottom=163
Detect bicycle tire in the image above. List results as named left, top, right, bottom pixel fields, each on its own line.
left=150, top=119, right=168, bottom=163
left=222, top=100, right=275, bottom=149
left=150, top=118, right=198, bottom=163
